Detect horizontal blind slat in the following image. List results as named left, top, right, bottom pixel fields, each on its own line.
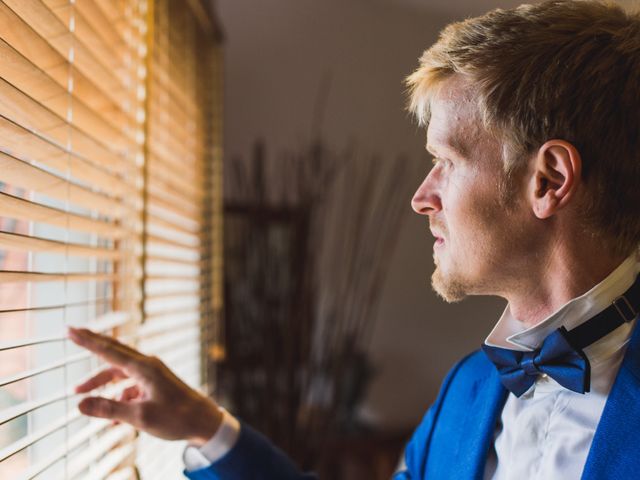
left=146, top=190, right=199, bottom=222
left=0, top=191, right=129, bottom=238
left=151, top=60, right=197, bottom=117
left=148, top=99, right=198, bottom=153
left=0, top=37, right=137, bottom=151
left=144, top=289, right=199, bottom=301
left=0, top=271, right=116, bottom=283
left=138, top=327, right=200, bottom=356
left=0, top=77, right=132, bottom=176
left=149, top=144, right=198, bottom=186
left=0, top=231, right=119, bottom=260
left=146, top=255, right=201, bottom=267
left=147, top=178, right=202, bottom=216
left=87, top=443, right=136, bottom=480
left=146, top=233, right=198, bottom=251
left=1, top=375, right=136, bottom=435
left=74, top=0, right=127, bottom=53
left=145, top=272, right=200, bottom=282
left=149, top=141, right=200, bottom=177
left=0, top=413, right=72, bottom=463
left=0, top=311, right=131, bottom=351
left=147, top=211, right=200, bottom=235
left=0, top=296, right=113, bottom=315
left=41, top=0, right=130, bottom=76
left=20, top=410, right=135, bottom=480
left=137, top=313, right=200, bottom=339
left=0, top=151, right=127, bottom=219
left=147, top=151, right=203, bottom=195
left=144, top=306, right=201, bottom=321
left=93, top=0, right=142, bottom=52
left=148, top=120, right=200, bottom=167
left=0, top=389, right=67, bottom=427
left=0, top=116, right=136, bottom=197
left=0, top=351, right=90, bottom=388
left=64, top=425, right=136, bottom=480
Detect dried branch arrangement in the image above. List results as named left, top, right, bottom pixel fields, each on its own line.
left=220, top=137, right=411, bottom=467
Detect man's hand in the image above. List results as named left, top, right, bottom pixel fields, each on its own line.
left=68, top=327, right=223, bottom=447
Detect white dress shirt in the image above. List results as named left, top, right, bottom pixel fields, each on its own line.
left=183, top=408, right=240, bottom=471
left=484, top=254, right=640, bottom=479
left=185, top=254, right=640, bottom=476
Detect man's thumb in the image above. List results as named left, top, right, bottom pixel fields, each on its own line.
left=79, top=396, right=136, bottom=425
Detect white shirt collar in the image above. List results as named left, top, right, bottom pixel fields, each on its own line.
left=485, top=253, right=640, bottom=356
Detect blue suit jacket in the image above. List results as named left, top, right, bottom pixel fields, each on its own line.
left=185, top=322, right=640, bottom=479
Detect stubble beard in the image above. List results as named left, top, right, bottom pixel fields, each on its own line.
left=431, top=255, right=469, bottom=303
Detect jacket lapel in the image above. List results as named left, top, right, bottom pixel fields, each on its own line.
left=455, top=368, right=508, bottom=479
left=582, top=320, right=640, bottom=479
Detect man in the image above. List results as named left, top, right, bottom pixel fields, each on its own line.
left=69, top=0, right=640, bottom=478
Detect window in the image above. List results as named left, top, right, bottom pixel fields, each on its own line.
left=0, top=0, right=223, bottom=478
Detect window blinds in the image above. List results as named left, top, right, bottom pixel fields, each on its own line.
left=136, top=1, right=223, bottom=477
left=0, top=0, right=223, bottom=478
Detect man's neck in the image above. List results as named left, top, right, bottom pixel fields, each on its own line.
left=505, top=247, right=628, bottom=328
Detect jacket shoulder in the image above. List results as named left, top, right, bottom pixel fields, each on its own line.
left=402, top=349, right=497, bottom=478
left=453, top=349, right=496, bottom=383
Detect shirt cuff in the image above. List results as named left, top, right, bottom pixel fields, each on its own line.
left=183, top=408, right=241, bottom=471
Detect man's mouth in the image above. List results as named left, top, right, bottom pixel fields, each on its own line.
left=430, top=228, right=445, bottom=247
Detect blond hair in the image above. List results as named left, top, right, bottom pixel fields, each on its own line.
left=407, top=0, right=640, bottom=255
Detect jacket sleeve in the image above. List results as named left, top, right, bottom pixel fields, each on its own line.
left=392, top=354, right=472, bottom=479
left=185, top=353, right=474, bottom=480
left=183, top=422, right=317, bottom=480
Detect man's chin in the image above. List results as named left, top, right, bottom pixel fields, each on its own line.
left=431, top=267, right=468, bottom=303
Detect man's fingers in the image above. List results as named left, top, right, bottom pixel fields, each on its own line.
left=68, top=328, right=152, bottom=377
left=75, top=367, right=128, bottom=394
left=119, top=385, right=142, bottom=402
left=78, top=396, right=138, bottom=425
left=68, top=327, right=140, bottom=359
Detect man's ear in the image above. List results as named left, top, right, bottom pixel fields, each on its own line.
left=528, top=139, right=582, bottom=219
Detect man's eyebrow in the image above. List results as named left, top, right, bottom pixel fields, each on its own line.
left=426, top=141, right=468, bottom=158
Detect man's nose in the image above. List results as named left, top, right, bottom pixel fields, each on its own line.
left=411, top=173, right=442, bottom=216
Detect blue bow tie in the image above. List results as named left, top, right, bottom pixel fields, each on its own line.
left=482, top=328, right=589, bottom=397
left=483, top=275, right=640, bottom=397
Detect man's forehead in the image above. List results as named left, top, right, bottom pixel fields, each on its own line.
left=426, top=106, right=479, bottom=159
left=426, top=76, right=485, bottom=157
left=435, top=74, right=479, bottom=105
